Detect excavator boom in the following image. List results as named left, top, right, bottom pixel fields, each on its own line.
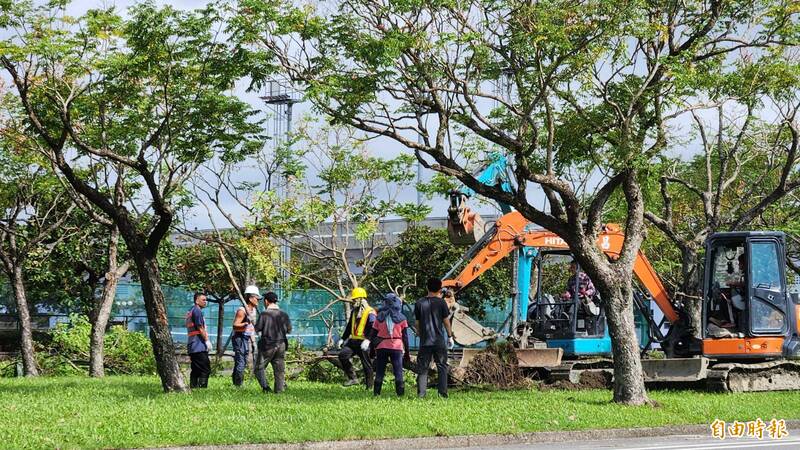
left=443, top=211, right=680, bottom=325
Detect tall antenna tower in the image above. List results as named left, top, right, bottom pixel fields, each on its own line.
left=261, top=80, right=302, bottom=291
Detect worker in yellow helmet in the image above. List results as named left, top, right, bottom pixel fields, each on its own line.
left=337, top=287, right=376, bottom=388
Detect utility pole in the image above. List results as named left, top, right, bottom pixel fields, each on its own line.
left=261, top=81, right=301, bottom=293
left=415, top=107, right=425, bottom=207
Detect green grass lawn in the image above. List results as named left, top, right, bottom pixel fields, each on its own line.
left=0, top=376, right=799, bottom=449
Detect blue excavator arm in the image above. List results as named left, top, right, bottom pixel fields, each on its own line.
left=447, top=152, right=515, bottom=245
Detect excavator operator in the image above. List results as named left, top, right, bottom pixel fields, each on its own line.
left=561, top=261, right=602, bottom=334
left=561, top=261, right=596, bottom=302
left=709, top=248, right=746, bottom=335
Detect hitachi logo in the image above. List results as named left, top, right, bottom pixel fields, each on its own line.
left=544, top=237, right=566, bottom=246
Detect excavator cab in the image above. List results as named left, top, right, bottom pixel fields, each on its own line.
left=527, top=251, right=655, bottom=357
left=701, top=232, right=798, bottom=359
left=529, top=253, right=607, bottom=345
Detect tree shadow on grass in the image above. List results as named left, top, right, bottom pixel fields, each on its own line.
left=214, top=382, right=379, bottom=403
left=0, top=377, right=175, bottom=399
left=561, top=396, right=612, bottom=406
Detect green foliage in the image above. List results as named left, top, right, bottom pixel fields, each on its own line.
left=371, top=226, right=511, bottom=318
left=283, top=340, right=346, bottom=383
left=17, top=314, right=157, bottom=377
left=165, top=240, right=231, bottom=297
left=254, top=126, right=428, bottom=238
left=1, top=2, right=266, bottom=288
left=24, top=211, right=124, bottom=315
left=236, top=233, right=280, bottom=287
left=163, top=233, right=279, bottom=299
left=304, top=360, right=346, bottom=383
left=246, top=122, right=431, bottom=294
left=231, top=0, right=800, bottom=241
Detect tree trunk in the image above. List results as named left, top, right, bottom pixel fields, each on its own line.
left=216, top=298, right=225, bottom=359
left=10, top=265, right=38, bottom=377
left=89, top=281, right=117, bottom=377
left=599, top=273, right=649, bottom=405
left=679, top=246, right=703, bottom=339
left=132, top=252, right=187, bottom=392
left=89, top=227, right=127, bottom=377
left=576, top=243, right=649, bottom=405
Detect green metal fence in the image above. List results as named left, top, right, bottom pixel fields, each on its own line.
left=113, top=283, right=347, bottom=349
left=0, top=282, right=515, bottom=350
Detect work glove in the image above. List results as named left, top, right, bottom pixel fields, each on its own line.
left=448, top=336, right=455, bottom=349
left=360, top=339, right=371, bottom=352
left=337, top=339, right=346, bottom=350
left=204, top=340, right=212, bottom=352
left=403, top=353, right=414, bottom=371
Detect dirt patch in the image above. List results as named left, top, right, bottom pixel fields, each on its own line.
left=460, top=343, right=534, bottom=389
left=540, top=370, right=612, bottom=391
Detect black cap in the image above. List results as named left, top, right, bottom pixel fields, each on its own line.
left=264, top=291, right=279, bottom=303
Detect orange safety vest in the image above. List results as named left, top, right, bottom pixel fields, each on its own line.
left=349, top=305, right=375, bottom=341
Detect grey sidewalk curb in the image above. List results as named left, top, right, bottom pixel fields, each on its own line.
left=159, top=420, right=800, bottom=450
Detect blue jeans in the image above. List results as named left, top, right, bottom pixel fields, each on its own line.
left=232, top=334, right=250, bottom=386
left=374, top=349, right=404, bottom=396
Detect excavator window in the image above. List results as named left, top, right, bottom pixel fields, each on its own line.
left=531, top=254, right=572, bottom=334
left=749, top=241, right=787, bottom=335
left=706, top=239, right=788, bottom=337
left=707, top=244, right=746, bottom=336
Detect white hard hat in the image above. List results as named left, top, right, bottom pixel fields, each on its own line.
left=244, top=285, right=260, bottom=297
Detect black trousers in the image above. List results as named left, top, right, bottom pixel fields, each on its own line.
left=374, top=349, right=404, bottom=396
left=189, top=351, right=211, bottom=388
left=338, top=339, right=374, bottom=386
left=417, top=345, right=448, bottom=398
left=255, top=342, right=287, bottom=393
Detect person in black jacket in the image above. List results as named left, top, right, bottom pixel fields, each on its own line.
left=254, top=291, right=292, bottom=393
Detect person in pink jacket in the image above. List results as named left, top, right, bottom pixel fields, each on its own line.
left=368, top=293, right=410, bottom=397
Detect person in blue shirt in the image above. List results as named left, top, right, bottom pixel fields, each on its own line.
left=185, top=292, right=212, bottom=388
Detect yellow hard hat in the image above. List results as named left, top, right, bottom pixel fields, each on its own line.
left=351, top=287, right=368, bottom=300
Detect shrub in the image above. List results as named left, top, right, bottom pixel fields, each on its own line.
left=2, top=314, right=156, bottom=377
left=285, top=340, right=345, bottom=383
left=104, top=324, right=156, bottom=375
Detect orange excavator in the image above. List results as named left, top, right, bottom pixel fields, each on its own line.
left=443, top=210, right=800, bottom=391
left=442, top=210, right=687, bottom=369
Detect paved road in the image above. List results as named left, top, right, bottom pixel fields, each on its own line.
left=444, top=433, right=800, bottom=450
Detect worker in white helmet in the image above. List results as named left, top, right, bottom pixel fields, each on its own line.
left=231, top=285, right=259, bottom=387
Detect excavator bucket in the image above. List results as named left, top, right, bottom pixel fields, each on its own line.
left=515, top=348, right=563, bottom=368
left=451, top=304, right=496, bottom=346
left=458, top=348, right=482, bottom=368
left=447, top=204, right=486, bottom=246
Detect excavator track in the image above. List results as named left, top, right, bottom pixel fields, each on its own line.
left=706, top=360, right=800, bottom=392
left=547, top=358, right=614, bottom=383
